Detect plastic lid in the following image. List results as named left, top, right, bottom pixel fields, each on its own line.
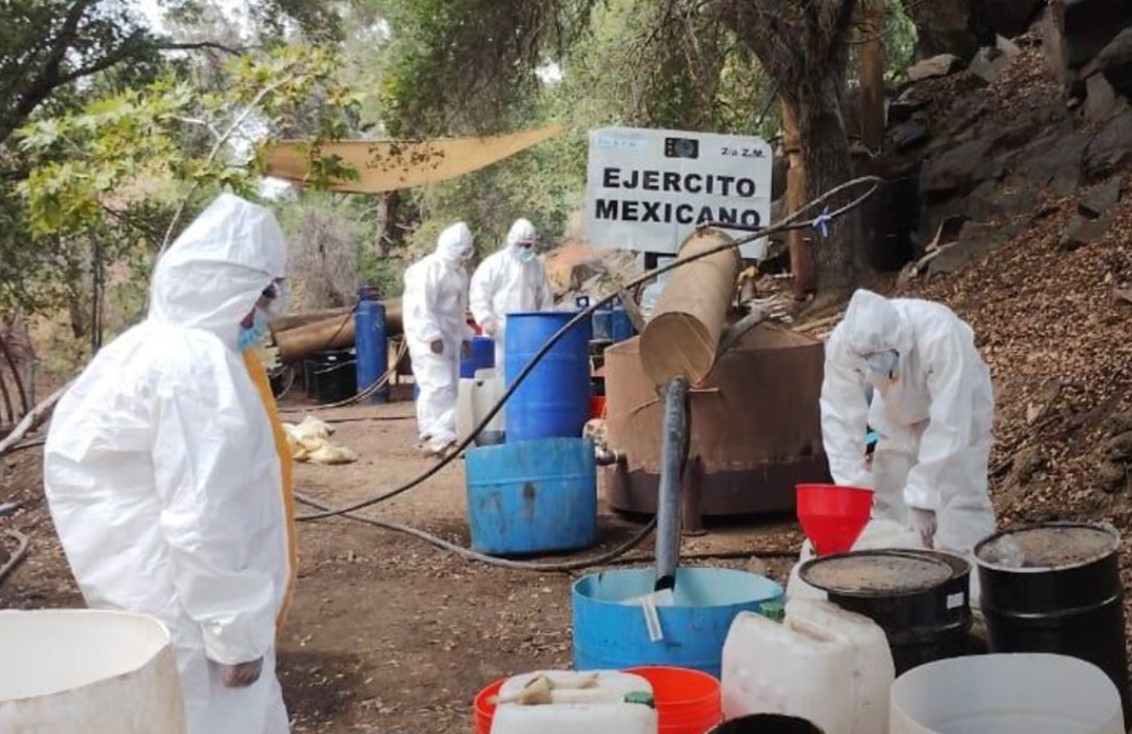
left=975, top=524, right=1119, bottom=571
left=800, top=551, right=953, bottom=596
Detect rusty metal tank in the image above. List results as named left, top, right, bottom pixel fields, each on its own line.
left=602, top=324, right=830, bottom=515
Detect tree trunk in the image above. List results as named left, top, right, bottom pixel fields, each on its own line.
left=376, top=190, right=404, bottom=257
left=781, top=101, right=816, bottom=298
left=785, top=78, right=860, bottom=293
left=721, top=0, right=861, bottom=295
left=858, top=1, right=886, bottom=152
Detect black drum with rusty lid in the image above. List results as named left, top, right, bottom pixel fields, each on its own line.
left=800, top=549, right=972, bottom=675
left=975, top=522, right=1130, bottom=724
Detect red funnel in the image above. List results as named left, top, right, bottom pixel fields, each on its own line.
left=796, top=483, right=873, bottom=556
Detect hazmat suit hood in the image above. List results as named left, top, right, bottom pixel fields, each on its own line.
left=841, top=289, right=914, bottom=360
left=505, top=218, right=537, bottom=251
left=436, top=221, right=473, bottom=265
left=149, top=194, right=287, bottom=342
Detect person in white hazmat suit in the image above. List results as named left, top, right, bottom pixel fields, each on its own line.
left=469, top=218, right=554, bottom=370
left=43, top=193, right=293, bottom=734
left=404, top=221, right=475, bottom=456
left=820, top=289, right=997, bottom=558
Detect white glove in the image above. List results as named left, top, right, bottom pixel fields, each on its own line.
left=220, top=657, right=263, bottom=688
left=909, top=507, right=937, bottom=549
left=482, top=318, right=499, bottom=338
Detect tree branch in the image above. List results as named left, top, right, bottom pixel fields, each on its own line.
left=159, top=74, right=298, bottom=253
left=157, top=41, right=251, bottom=56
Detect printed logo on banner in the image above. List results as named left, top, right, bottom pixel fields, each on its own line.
left=585, top=127, right=773, bottom=259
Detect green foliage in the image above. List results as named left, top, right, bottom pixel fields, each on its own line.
left=8, top=44, right=362, bottom=319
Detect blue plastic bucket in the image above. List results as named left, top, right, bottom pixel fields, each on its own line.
left=460, top=336, right=496, bottom=378
left=610, top=306, right=635, bottom=343
left=572, top=567, right=784, bottom=677
left=504, top=312, right=592, bottom=442
left=464, top=437, right=597, bottom=555
left=354, top=296, right=388, bottom=404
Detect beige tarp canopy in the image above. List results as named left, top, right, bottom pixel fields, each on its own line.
left=262, top=125, right=563, bottom=193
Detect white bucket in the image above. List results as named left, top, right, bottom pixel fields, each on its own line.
left=0, top=609, right=186, bottom=733
left=890, top=653, right=1124, bottom=734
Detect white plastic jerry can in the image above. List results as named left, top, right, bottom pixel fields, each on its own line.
left=489, top=670, right=657, bottom=734
left=721, top=599, right=894, bottom=734
left=785, top=598, right=894, bottom=734
left=472, top=368, right=506, bottom=444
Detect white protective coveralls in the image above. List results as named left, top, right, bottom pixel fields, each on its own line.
left=43, top=194, right=291, bottom=734
left=403, top=222, right=474, bottom=453
left=469, top=218, right=553, bottom=370
left=820, top=289, right=997, bottom=557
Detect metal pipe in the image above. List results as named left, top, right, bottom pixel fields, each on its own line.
left=655, top=376, right=689, bottom=592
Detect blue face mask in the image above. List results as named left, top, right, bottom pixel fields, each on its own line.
left=865, top=349, right=899, bottom=376
left=238, top=308, right=270, bottom=352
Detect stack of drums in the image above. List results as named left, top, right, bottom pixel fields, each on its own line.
left=464, top=312, right=597, bottom=556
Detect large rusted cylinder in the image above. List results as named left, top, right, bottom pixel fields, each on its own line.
left=273, top=298, right=403, bottom=363
left=639, top=229, right=740, bottom=386
left=603, top=325, right=830, bottom=515
left=270, top=307, right=353, bottom=333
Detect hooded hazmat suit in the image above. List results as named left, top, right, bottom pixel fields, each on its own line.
left=43, top=193, right=292, bottom=734
left=469, top=218, right=553, bottom=370
left=820, top=289, right=997, bottom=557
left=403, top=222, right=474, bottom=453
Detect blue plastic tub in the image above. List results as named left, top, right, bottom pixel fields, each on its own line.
left=354, top=296, right=388, bottom=404
left=464, top=437, right=597, bottom=555
left=504, top=312, right=592, bottom=442
left=460, top=335, right=496, bottom=378
left=572, top=567, right=784, bottom=677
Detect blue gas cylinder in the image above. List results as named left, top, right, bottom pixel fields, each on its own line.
left=354, top=288, right=389, bottom=404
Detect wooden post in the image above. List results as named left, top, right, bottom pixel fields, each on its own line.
left=781, top=101, right=815, bottom=298
left=858, top=0, right=886, bottom=152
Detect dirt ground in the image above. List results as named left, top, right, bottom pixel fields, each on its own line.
left=0, top=389, right=800, bottom=734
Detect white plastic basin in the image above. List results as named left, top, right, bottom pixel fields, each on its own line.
left=0, top=609, right=186, bottom=733
left=890, top=652, right=1123, bottom=734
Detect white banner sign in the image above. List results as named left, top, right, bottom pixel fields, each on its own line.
left=584, top=126, right=773, bottom=259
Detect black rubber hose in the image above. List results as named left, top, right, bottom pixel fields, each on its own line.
left=294, top=490, right=658, bottom=572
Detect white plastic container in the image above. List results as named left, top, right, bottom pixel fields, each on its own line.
left=721, top=600, right=893, bottom=734
left=472, top=368, right=506, bottom=444
left=0, top=609, right=186, bottom=733
left=786, top=598, right=894, bottom=734
left=890, top=653, right=1124, bottom=734
left=786, top=518, right=922, bottom=601
left=490, top=670, right=657, bottom=734
left=457, top=377, right=477, bottom=442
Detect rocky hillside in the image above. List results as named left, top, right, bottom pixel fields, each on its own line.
left=868, top=1, right=1132, bottom=591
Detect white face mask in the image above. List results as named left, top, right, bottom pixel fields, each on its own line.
left=865, top=349, right=899, bottom=377
left=516, top=246, right=536, bottom=264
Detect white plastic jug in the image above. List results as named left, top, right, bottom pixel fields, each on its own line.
left=457, top=377, right=477, bottom=442
left=721, top=600, right=893, bottom=734
left=0, top=609, right=186, bottom=733
left=786, top=518, right=922, bottom=602
left=785, top=598, right=893, bottom=734
left=472, top=368, right=506, bottom=444
left=490, top=670, right=657, bottom=734
left=890, top=653, right=1124, bottom=734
